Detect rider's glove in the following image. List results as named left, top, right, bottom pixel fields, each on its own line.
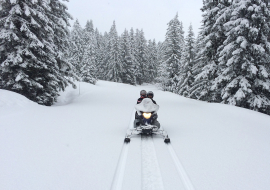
left=152, top=114, right=158, bottom=120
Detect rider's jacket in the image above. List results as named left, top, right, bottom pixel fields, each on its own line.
left=137, top=96, right=145, bottom=104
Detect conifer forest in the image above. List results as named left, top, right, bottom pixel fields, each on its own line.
left=1, top=0, right=270, bottom=116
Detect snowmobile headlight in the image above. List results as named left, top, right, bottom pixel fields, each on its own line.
left=142, top=112, right=152, bottom=119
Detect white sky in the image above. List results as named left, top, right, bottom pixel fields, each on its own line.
left=65, top=0, right=203, bottom=42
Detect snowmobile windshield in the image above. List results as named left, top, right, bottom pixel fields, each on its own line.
left=135, top=98, right=159, bottom=113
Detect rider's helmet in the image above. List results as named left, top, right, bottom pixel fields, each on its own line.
left=140, top=90, right=147, bottom=97
left=147, top=91, right=154, bottom=98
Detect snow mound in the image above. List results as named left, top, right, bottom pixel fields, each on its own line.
left=0, top=89, right=37, bottom=107
left=135, top=98, right=159, bottom=112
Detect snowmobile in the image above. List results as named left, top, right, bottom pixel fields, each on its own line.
left=124, top=98, right=170, bottom=143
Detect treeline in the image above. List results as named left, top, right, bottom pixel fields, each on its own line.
left=1, top=0, right=270, bottom=116
left=159, top=0, right=270, bottom=115
left=68, top=20, right=160, bottom=85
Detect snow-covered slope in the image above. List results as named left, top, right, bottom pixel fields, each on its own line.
left=1, top=81, right=270, bottom=190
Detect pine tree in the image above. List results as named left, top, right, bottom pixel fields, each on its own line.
left=69, top=19, right=84, bottom=78
left=178, top=24, right=196, bottom=96
left=0, top=0, right=75, bottom=106
left=156, top=42, right=168, bottom=87
left=119, top=29, right=135, bottom=85
left=212, top=0, right=270, bottom=114
left=163, top=13, right=184, bottom=93
left=81, top=20, right=97, bottom=84
left=146, top=39, right=158, bottom=83
left=188, top=30, right=208, bottom=99
left=95, top=28, right=106, bottom=80
left=106, top=21, right=123, bottom=82
left=134, top=29, right=148, bottom=84
left=190, top=0, right=231, bottom=102
left=129, top=28, right=139, bottom=84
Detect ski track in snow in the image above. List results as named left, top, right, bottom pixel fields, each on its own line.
left=167, top=143, right=195, bottom=190
left=111, top=109, right=194, bottom=190
left=141, top=136, right=164, bottom=190
left=110, top=109, right=135, bottom=190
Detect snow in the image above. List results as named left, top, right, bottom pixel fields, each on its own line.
left=1, top=80, right=270, bottom=190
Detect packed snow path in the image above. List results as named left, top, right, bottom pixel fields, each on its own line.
left=111, top=110, right=195, bottom=190
left=1, top=81, right=270, bottom=190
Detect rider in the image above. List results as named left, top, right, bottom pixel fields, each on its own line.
left=147, top=91, right=156, bottom=104
left=137, top=90, right=147, bottom=104
left=134, top=90, right=146, bottom=127
left=147, top=91, right=160, bottom=128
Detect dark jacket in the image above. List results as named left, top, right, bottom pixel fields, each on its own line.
left=150, top=98, right=156, bottom=104
left=137, top=96, right=145, bottom=104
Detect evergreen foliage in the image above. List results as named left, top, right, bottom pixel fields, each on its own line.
left=178, top=24, right=196, bottom=96
left=162, top=14, right=184, bottom=93
left=69, top=19, right=84, bottom=77
left=81, top=20, right=97, bottom=84
left=213, top=0, right=270, bottom=114
left=146, top=39, right=158, bottom=83
left=106, top=21, right=123, bottom=82
left=0, top=0, right=75, bottom=106
left=119, top=29, right=135, bottom=85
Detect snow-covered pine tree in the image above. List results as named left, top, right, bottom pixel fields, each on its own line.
left=145, top=39, right=158, bottom=83
left=156, top=41, right=168, bottom=87
left=190, top=0, right=231, bottom=102
left=106, top=21, right=123, bottom=82
left=95, top=28, right=106, bottom=80
left=101, top=31, right=110, bottom=80
left=80, top=20, right=97, bottom=84
left=188, top=29, right=208, bottom=99
left=47, top=0, right=77, bottom=90
left=163, top=13, right=184, bottom=93
left=134, top=29, right=148, bottom=85
left=212, top=0, right=270, bottom=115
left=129, top=28, right=139, bottom=84
left=69, top=19, right=84, bottom=78
left=0, top=0, right=75, bottom=106
left=119, top=29, right=135, bottom=85
left=178, top=24, right=196, bottom=97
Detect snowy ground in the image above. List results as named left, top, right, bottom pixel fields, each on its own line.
left=1, top=80, right=270, bottom=190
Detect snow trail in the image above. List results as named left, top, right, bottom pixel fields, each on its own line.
left=110, top=110, right=135, bottom=190
left=167, top=144, right=195, bottom=190
left=141, top=136, right=164, bottom=190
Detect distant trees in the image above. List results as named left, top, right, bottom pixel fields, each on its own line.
left=68, top=20, right=158, bottom=86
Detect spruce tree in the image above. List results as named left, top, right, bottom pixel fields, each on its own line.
left=156, top=42, right=168, bottom=87
left=189, top=30, right=208, bottom=99
left=69, top=19, right=84, bottom=78
left=146, top=40, right=158, bottom=83
left=178, top=24, right=196, bottom=96
left=106, top=21, right=123, bottom=82
left=163, top=13, right=184, bottom=93
left=129, top=28, right=140, bottom=84
left=95, top=28, right=106, bottom=80
left=190, top=0, right=231, bottom=102
left=119, top=29, right=135, bottom=85
left=213, top=0, right=270, bottom=114
left=0, top=0, right=75, bottom=106
left=81, top=20, right=97, bottom=84
left=134, top=29, right=148, bottom=84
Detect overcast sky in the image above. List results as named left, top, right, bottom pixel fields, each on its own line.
left=65, top=0, right=203, bottom=42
